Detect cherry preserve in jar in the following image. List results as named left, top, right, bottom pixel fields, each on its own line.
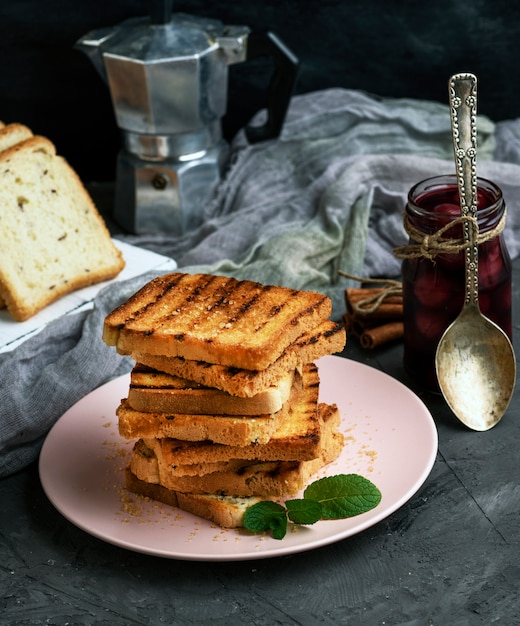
left=399, top=174, right=512, bottom=391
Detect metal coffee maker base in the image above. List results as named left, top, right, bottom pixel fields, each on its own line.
left=114, top=143, right=228, bottom=236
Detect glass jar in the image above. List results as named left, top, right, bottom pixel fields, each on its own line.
left=401, top=174, right=512, bottom=391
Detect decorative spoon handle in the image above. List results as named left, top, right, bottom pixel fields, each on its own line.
left=448, top=73, right=479, bottom=306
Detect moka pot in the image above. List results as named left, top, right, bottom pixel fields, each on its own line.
left=76, top=0, right=299, bottom=235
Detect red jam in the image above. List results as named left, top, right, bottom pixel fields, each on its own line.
left=402, top=175, right=512, bottom=391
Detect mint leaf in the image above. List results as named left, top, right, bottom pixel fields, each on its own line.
left=304, top=474, right=381, bottom=519
left=243, top=500, right=288, bottom=539
left=242, top=474, right=382, bottom=540
left=285, top=498, right=322, bottom=525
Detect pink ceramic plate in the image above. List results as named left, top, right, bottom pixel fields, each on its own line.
left=39, top=355, right=438, bottom=561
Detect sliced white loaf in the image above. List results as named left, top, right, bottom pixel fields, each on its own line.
left=0, top=135, right=125, bottom=321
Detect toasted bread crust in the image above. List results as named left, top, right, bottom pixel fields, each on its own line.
left=124, top=468, right=267, bottom=528
left=153, top=457, right=260, bottom=478
left=143, top=366, right=331, bottom=466
left=117, top=399, right=281, bottom=446
left=133, top=320, right=346, bottom=397
left=127, top=365, right=294, bottom=415
left=103, top=273, right=332, bottom=370
left=117, top=366, right=312, bottom=446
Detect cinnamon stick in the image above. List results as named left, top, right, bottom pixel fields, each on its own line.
left=348, top=317, right=380, bottom=336
left=346, top=288, right=403, bottom=305
left=343, top=285, right=404, bottom=349
left=360, top=322, right=404, bottom=349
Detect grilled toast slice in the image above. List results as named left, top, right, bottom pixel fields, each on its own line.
left=117, top=398, right=283, bottom=446
left=124, top=468, right=269, bottom=528
left=143, top=396, right=339, bottom=475
left=133, top=319, right=345, bottom=397
left=103, top=272, right=332, bottom=370
left=117, top=365, right=312, bottom=446
left=129, top=402, right=344, bottom=497
left=127, top=364, right=295, bottom=415
left=141, top=365, right=330, bottom=467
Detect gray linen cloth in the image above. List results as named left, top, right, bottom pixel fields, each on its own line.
left=2, top=88, right=520, bottom=477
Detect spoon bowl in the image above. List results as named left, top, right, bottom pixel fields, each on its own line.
left=436, top=303, right=516, bottom=430
left=435, top=73, right=516, bottom=430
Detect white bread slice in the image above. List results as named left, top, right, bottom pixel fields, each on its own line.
left=133, top=319, right=346, bottom=397
left=0, top=122, right=34, bottom=310
left=124, top=468, right=268, bottom=528
left=0, top=123, right=33, bottom=152
left=117, top=365, right=313, bottom=446
left=129, top=402, right=344, bottom=498
left=103, top=272, right=332, bottom=370
left=127, top=364, right=295, bottom=415
left=0, top=136, right=125, bottom=321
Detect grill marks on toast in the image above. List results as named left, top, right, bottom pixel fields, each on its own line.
left=127, top=364, right=294, bottom=416
left=116, top=274, right=260, bottom=335
left=117, top=365, right=311, bottom=446
left=129, top=364, right=205, bottom=391
left=116, top=273, right=216, bottom=335
left=103, top=273, right=332, bottom=369
left=169, top=274, right=232, bottom=338
left=133, top=320, right=346, bottom=397
left=117, top=365, right=317, bottom=447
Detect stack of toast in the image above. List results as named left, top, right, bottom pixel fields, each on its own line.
left=0, top=121, right=124, bottom=321
left=103, top=272, right=347, bottom=528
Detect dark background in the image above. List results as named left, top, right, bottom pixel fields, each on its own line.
left=1, top=0, right=519, bottom=183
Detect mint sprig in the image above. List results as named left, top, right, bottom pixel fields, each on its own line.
left=243, top=474, right=382, bottom=539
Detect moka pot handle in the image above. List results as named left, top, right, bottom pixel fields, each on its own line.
left=244, top=31, right=299, bottom=144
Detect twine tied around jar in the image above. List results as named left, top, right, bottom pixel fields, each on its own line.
left=393, top=210, right=507, bottom=261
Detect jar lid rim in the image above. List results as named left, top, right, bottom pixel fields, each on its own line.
left=407, top=174, right=503, bottom=221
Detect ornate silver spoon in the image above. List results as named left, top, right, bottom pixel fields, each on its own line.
left=435, top=73, right=516, bottom=430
